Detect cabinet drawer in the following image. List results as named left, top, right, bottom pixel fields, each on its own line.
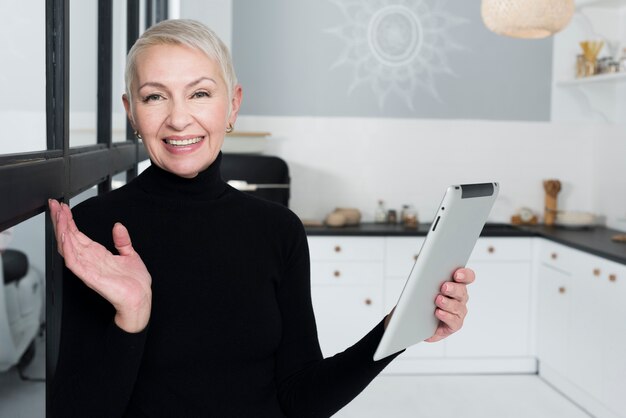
left=385, top=237, right=425, bottom=277
left=536, top=240, right=576, bottom=272
left=308, top=237, right=384, bottom=262
left=311, top=285, right=383, bottom=356
left=469, top=237, right=532, bottom=262
left=311, top=261, right=383, bottom=286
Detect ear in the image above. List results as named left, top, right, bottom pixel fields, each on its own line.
left=122, top=94, right=136, bottom=130
left=227, top=84, right=243, bottom=127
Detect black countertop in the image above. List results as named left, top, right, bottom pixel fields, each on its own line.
left=305, top=222, right=626, bottom=265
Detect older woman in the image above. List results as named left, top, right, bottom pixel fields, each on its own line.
left=48, top=19, right=474, bottom=417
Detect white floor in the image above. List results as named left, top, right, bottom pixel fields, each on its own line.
left=0, top=338, right=590, bottom=418
left=335, top=374, right=591, bottom=418
left=0, top=333, right=45, bottom=418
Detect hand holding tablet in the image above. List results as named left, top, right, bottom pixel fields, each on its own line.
left=374, top=182, right=499, bottom=361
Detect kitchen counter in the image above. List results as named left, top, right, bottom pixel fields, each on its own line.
left=518, top=224, right=626, bottom=265
left=304, top=222, right=533, bottom=237
left=305, top=222, right=626, bottom=265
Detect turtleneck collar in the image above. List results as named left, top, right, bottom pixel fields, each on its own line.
left=134, top=152, right=228, bottom=201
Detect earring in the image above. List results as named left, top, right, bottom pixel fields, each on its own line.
left=226, top=123, right=234, bottom=134
left=134, top=130, right=142, bottom=140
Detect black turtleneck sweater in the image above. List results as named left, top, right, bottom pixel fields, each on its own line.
left=50, top=154, right=397, bottom=418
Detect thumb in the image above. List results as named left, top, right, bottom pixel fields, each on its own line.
left=112, top=222, right=134, bottom=256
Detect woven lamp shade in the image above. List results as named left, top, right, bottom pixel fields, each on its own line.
left=481, top=0, right=575, bottom=39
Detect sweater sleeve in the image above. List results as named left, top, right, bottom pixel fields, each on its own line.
left=274, top=217, right=401, bottom=418
left=50, top=204, right=148, bottom=418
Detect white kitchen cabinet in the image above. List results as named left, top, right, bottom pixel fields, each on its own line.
left=310, top=234, right=535, bottom=373
left=568, top=251, right=605, bottom=403
left=536, top=262, right=571, bottom=373
left=536, top=239, right=626, bottom=418
left=445, top=260, right=532, bottom=357
left=308, top=237, right=385, bottom=357
left=599, top=257, right=626, bottom=417
left=311, top=286, right=383, bottom=357
left=445, top=238, right=533, bottom=358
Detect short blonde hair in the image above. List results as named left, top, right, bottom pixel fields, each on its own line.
left=125, top=19, right=237, bottom=104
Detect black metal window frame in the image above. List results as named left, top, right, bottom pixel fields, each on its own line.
left=0, top=0, right=167, bottom=413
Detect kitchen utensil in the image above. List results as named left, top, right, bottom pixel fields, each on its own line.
left=543, top=179, right=561, bottom=226
left=579, top=40, right=605, bottom=76
left=333, top=208, right=361, bottom=226
left=325, top=211, right=347, bottom=227
left=555, top=211, right=597, bottom=228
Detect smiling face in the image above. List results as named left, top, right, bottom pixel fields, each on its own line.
left=123, top=43, right=242, bottom=178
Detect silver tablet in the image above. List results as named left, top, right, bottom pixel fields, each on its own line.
left=373, top=182, right=499, bottom=361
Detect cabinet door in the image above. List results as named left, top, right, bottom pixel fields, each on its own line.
left=567, top=252, right=604, bottom=403
left=385, top=237, right=424, bottom=277
left=311, top=286, right=383, bottom=357
left=536, top=262, right=571, bottom=374
left=601, top=259, right=626, bottom=416
left=308, top=237, right=384, bottom=262
left=445, top=261, right=531, bottom=357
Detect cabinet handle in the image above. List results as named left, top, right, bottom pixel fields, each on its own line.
left=593, top=268, right=601, bottom=277
left=364, top=298, right=372, bottom=306
left=609, top=274, right=617, bottom=282
left=487, top=246, right=495, bottom=254
left=413, top=254, right=418, bottom=261
left=558, top=286, right=566, bottom=294
left=551, top=252, right=558, bottom=260
left=333, top=270, right=341, bottom=278
left=334, top=245, right=341, bottom=253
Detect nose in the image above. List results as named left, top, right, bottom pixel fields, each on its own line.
left=166, top=99, right=193, bottom=131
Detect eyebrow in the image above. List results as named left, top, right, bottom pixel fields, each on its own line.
left=138, top=77, right=218, bottom=91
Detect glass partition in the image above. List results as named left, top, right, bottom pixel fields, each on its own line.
left=70, top=0, right=98, bottom=147
left=113, top=0, right=129, bottom=143
left=0, top=3, right=46, bottom=154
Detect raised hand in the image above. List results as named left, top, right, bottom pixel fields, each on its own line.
left=49, top=199, right=152, bottom=333
left=425, top=268, right=474, bottom=342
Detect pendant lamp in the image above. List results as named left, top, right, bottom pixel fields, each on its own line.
left=481, top=0, right=575, bottom=39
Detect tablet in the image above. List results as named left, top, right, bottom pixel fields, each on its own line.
left=373, top=182, right=499, bottom=361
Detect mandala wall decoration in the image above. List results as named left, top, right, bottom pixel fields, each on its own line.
left=326, top=0, right=468, bottom=110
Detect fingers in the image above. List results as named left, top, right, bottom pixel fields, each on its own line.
left=435, top=294, right=466, bottom=327
left=439, top=268, right=474, bottom=303
left=48, top=199, right=66, bottom=256
left=440, top=281, right=468, bottom=304
left=453, top=268, right=475, bottom=284
left=425, top=268, right=476, bottom=342
left=113, top=223, right=134, bottom=256
left=48, top=200, right=93, bottom=257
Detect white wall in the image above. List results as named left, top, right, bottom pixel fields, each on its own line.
left=235, top=116, right=621, bottom=227
left=592, top=124, right=626, bottom=231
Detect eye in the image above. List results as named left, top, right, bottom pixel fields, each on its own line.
left=191, top=91, right=211, bottom=99
left=142, top=94, right=164, bottom=103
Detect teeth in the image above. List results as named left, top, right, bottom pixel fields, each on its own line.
left=165, top=137, right=202, bottom=146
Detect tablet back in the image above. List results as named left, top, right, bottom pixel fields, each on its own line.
left=373, top=182, right=499, bottom=361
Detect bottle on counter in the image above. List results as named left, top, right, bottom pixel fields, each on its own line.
left=387, top=209, right=397, bottom=224
left=374, top=200, right=387, bottom=223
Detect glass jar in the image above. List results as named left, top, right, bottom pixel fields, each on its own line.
left=374, top=200, right=387, bottom=223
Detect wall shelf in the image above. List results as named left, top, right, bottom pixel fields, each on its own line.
left=556, top=72, right=626, bottom=86
left=551, top=2, right=626, bottom=124
left=576, top=0, right=626, bottom=9
left=223, top=131, right=271, bottom=154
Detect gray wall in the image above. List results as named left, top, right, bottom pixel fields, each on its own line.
left=232, top=0, right=553, bottom=121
